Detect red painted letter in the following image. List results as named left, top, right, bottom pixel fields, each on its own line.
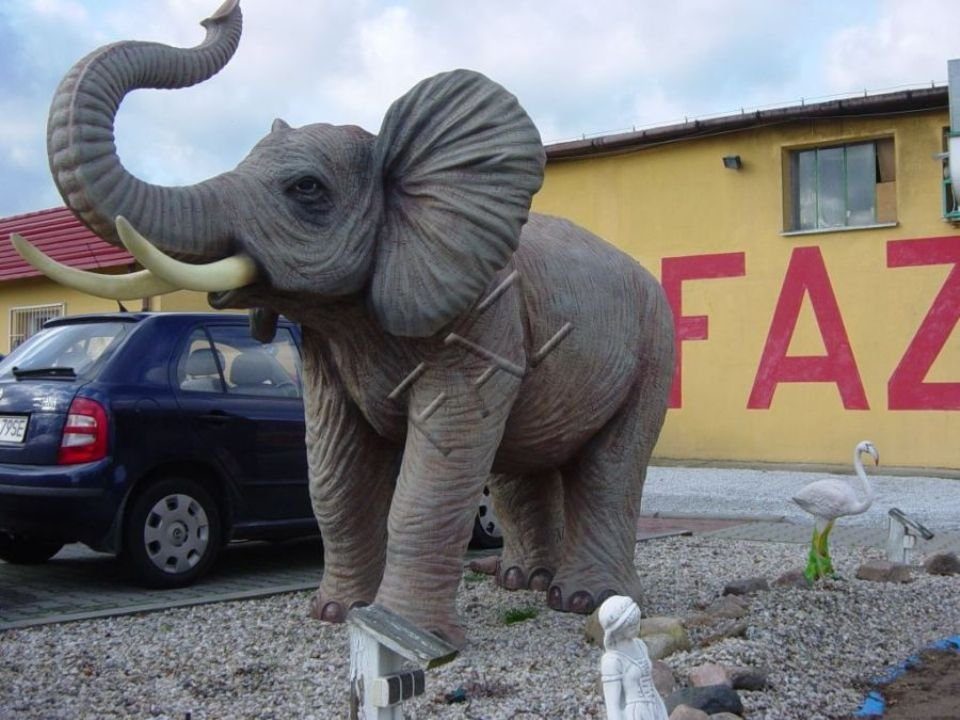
left=748, top=246, right=868, bottom=410
left=887, top=236, right=960, bottom=410
left=661, top=253, right=746, bottom=408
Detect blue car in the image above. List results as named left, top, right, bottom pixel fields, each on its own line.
left=0, top=312, right=315, bottom=588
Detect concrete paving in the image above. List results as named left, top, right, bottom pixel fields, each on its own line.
left=2, top=464, right=957, bottom=631
left=0, top=538, right=324, bottom=630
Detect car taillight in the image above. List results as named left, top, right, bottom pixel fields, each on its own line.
left=58, top=397, right=109, bottom=465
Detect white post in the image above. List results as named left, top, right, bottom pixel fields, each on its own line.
left=346, top=605, right=456, bottom=719
left=886, top=515, right=907, bottom=564
left=887, top=508, right=934, bottom=565
left=349, top=626, right=404, bottom=720
left=949, top=59, right=960, bottom=205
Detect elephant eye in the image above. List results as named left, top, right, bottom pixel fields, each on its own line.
left=294, top=177, right=321, bottom=194
left=286, top=176, right=332, bottom=212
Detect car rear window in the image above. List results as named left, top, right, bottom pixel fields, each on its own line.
left=0, top=322, right=131, bottom=380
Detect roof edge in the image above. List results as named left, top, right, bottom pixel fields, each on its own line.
left=546, top=86, right=949, bottom=161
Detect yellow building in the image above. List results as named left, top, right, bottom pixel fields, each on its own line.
left=535, top=86, right=959, bottom=472
left=2, top=87, right=958, bottom=472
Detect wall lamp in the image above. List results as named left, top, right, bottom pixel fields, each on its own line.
left=722, top=155, right=742, bottom=170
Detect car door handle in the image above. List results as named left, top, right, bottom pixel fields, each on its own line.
left=199, top=411, right=233, bottom=424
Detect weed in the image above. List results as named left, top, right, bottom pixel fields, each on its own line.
left=502, top=606, right=538, bottom=625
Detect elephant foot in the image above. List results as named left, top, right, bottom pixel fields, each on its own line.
left=547, top=586, right=618, bottom=614
left=429, top=622, right=466, bottom=650
left=547, top=567, right=639, bottom=615
left=467, top=555, right=500, bottom=576
left=308, top=588, right=372, bottom=623
left=496, top=564, right=555, bottom=591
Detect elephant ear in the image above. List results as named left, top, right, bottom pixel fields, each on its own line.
left=370, top=70, right=545, bottom=337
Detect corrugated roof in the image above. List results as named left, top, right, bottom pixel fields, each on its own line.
left=0, top=207, right=133, bottom=282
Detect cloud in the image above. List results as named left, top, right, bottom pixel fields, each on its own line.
left=822, top=0, right=960, bottom=93
left=2, top=0, right=959, bottom=218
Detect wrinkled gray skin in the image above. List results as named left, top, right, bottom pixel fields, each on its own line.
left=47, top=0, right=674, bottom=646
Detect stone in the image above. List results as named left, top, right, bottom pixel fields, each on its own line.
left=721, top=577, right=769, bottom=596
left=665, top=686, right=744, bottom=716
left=586, top=612, right=692, bottom=654
left=924, top=552, right=960, bottom=576
left=700, top=621, right=748, bottom=647
left=669, top=705, right=709, bottom=720
left=856, top=559, right=912, bottom=583
left=652, top=660, right=678, bottom=697
left=645, top=632, right=691, bottom=661
left=640, top=616, right=691, bottom=659
left=703, top=596, right=749, bottom=619
left=708, top=714, right=744, bottom=720
left=584, top=608, right=603, bottom=646
left=773, top=568, right=812, bottom=589
left=641, top=616, right=687, bottom=639
left=728, top=665, right=771, bottom=691
left=682, top=612, right=716, bottom=628
left=688, top=663, right=730, bottom=688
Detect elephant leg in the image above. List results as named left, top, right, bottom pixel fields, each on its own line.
left=375, top=369, right=520, bottom=648
left=374, top=434, right=503, bottom=647
left=301, top=332, right=400, bottom=623
left=548, top=370, right=669, bottom=615
left=492, top=471, right=564, bottom=592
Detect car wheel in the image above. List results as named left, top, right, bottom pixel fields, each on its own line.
left=0, top=532, right=63, bottom=564
left=122, top=477, right=221, bottom=588
left=471, top=485, right=503, bottom=549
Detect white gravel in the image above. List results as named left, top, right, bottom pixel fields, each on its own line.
left=3, top=534, right=959, bottom=719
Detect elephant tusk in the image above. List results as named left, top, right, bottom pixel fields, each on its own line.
left=116, top=216, right=259, bottom=292
left=10, top=233, right=178, bottom=300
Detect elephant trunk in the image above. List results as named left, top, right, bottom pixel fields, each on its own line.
left=47, top=0, right=242, bottom=258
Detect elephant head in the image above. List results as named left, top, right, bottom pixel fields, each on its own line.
left=18, top=0, right=546, bottom=339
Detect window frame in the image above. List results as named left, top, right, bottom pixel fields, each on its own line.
left=8, top=302, right=66, bottom=351
left=942, top=128, right=960, bottom=222
left=782, top=136, right=897, bottom=236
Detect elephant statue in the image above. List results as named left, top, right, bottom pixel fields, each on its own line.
left=20, top=0, right=674, bottom=646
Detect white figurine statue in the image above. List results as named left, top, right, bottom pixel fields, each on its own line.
left=599, top=595, right=669, bottom=720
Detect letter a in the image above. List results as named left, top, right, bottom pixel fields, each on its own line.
left=748, top=246, right=868, bottom=410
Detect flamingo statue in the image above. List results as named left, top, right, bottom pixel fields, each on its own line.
left=792, top=440, right=879, bottom=582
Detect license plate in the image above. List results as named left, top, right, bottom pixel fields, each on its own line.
left=0, top=415, right=28, bottom=443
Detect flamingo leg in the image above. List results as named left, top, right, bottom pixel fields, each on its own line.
left=818, top=519, right=836, bottom=577
left=804, top=518, right=836, bottom=583
left=804, top=526, right=822, bottom=583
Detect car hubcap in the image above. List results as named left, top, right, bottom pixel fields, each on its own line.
left=477, top=486, right=502, bottom=540
left=143, top=493, right=210, bottom=574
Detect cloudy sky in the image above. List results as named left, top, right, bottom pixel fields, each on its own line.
left=2, top=0, right=959, bottom=218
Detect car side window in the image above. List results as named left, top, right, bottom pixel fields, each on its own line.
left=177, top=330, right=226, bottom=394
left=206, top=325, right=302, bottom=399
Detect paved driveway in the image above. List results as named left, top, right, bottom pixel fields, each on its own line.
left=5, top=463, right=958, bottom=631
left=0, top=538, right=324, bottom=630
left=1, top=516, right=726, bottom=631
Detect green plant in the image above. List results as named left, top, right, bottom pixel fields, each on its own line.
left=502, top=606, right=538, bottom=625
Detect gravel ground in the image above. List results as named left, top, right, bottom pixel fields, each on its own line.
left=3, top=535, right=959, bottom=720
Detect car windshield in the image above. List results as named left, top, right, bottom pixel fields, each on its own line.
left=0, top=322, right=131, bottom=380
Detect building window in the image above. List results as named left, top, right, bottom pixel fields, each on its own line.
left=9, top=303, right=65, bottom=350
left=785, top=138, right=896, bottom=232
left=942, top=129, right=960, bottom=221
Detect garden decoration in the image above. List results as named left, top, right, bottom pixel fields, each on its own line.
left=13, top=0, right=674, bottom=647
left=793, top=440, right=879, bottom=582
left=598, top=595, right=669, bottom=720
